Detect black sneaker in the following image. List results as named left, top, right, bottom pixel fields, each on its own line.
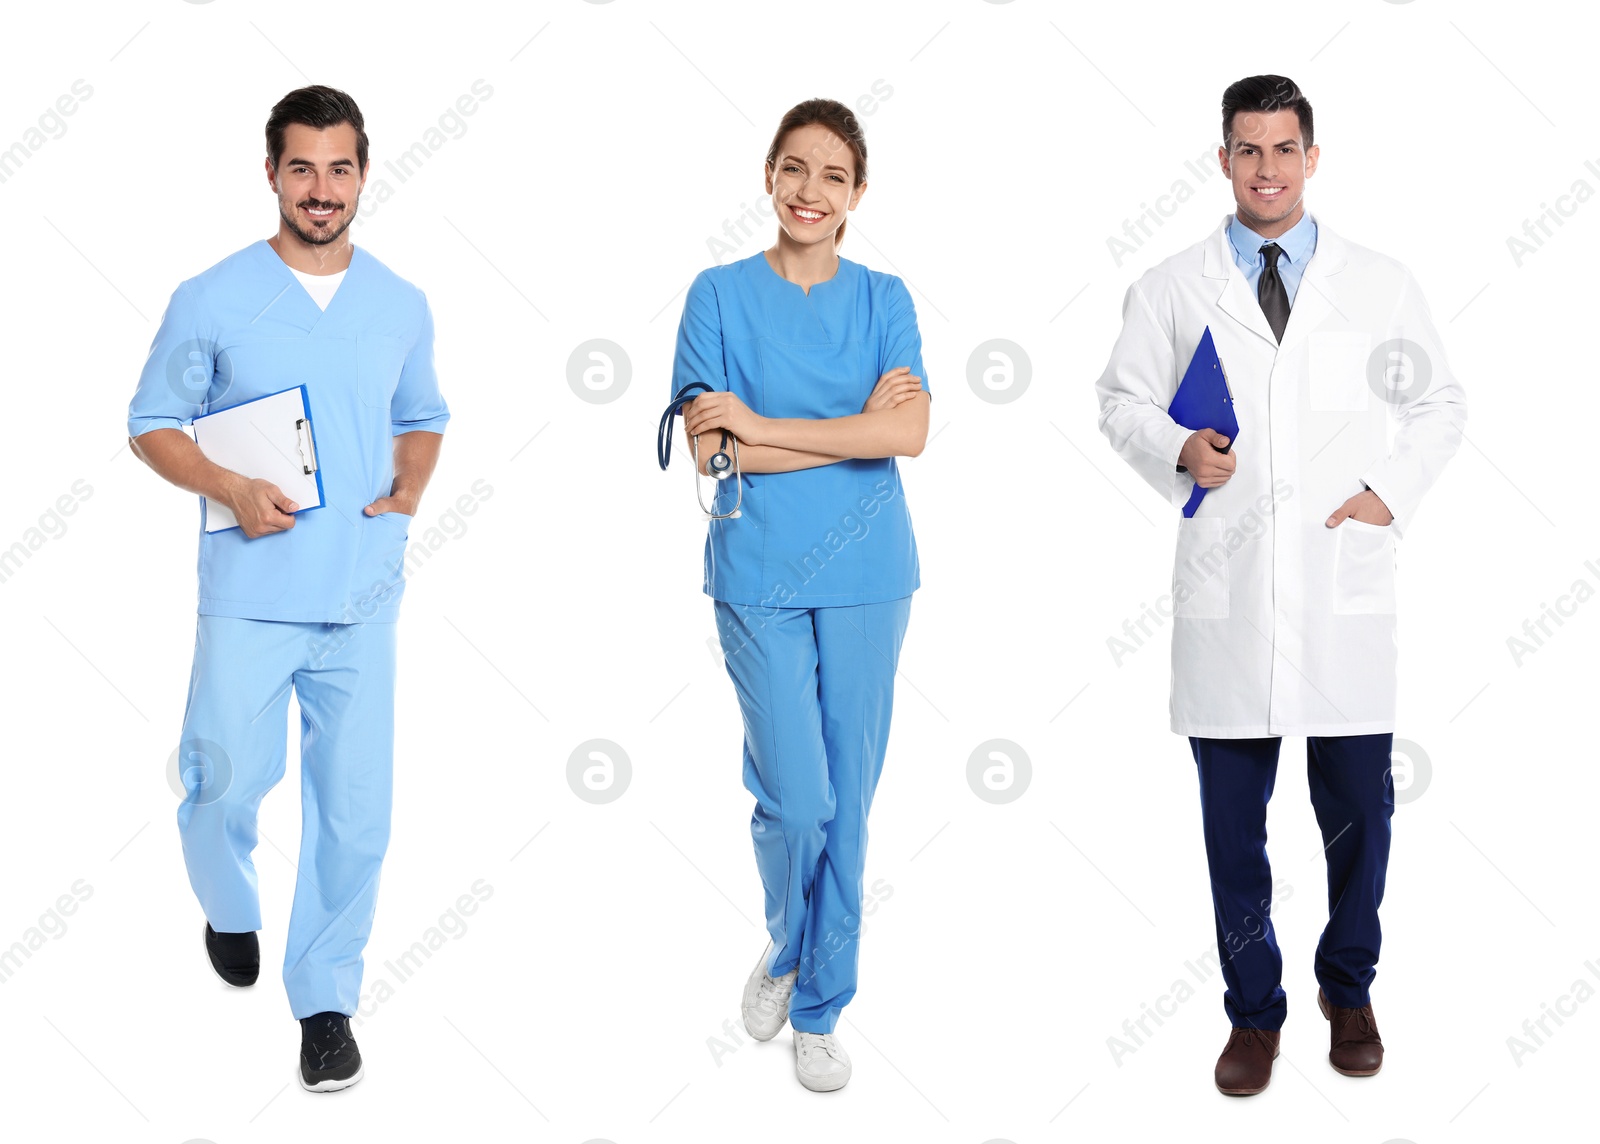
left=204, top=922, right=259, bottom=987
left=299, top=1011, right=364, bottom=1092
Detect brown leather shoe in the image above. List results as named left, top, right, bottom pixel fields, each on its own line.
left=1318, top=988, right=1383, bottom=1076
left=1214, top=1026, right=1280, bottom=1095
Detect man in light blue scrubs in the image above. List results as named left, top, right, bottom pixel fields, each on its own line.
left=672, top=101, right=930, bottom=1093
left=126, top=86, right=447, bottom=1093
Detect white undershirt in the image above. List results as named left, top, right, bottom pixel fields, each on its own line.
left=289, top=265, right=347, bottom=310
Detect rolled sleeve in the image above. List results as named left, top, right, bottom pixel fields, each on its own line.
left=391, top=290, right=450, bottom=435
left=128, top=279, right=215, bottom=438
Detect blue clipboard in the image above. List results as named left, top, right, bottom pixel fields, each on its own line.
left=1166, top=327, right=1237, bottom=518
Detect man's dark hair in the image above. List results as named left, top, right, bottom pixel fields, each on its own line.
left=1221, top=75, right=1313, bottom=151
left=265, top=85, right=369, bottom=172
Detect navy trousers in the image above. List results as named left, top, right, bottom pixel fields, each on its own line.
left=1189, top=733, right=1395, bottom=1031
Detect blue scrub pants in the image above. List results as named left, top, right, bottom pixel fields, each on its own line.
left=713, top=596, right=913, bottom=1033
left=1189, top=733, right=1394, bottom=1031
left=174, top=614, right=397, bottom=1019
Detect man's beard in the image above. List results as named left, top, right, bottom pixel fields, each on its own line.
left=280, top=197, right=358, bottom=247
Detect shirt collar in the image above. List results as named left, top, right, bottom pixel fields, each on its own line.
left=1228, top=210, right=1317, bottom=267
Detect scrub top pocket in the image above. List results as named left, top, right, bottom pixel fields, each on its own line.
left=357, top=334, right=409, bottom=409
left=346, top=510, right=411, bottom=620
left=1172, top=516, right=1230, bottom=620
left=756, top=337, right=870, bottom=420
left=199, top=525, right=295, bottom=608
left=1332, top=518, right=1397, bottom=614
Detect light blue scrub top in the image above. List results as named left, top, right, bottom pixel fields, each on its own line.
left=128, top=241, right=450, bottom=624
left=672, top=252, right=928, bottom=609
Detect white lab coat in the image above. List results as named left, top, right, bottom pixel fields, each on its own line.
left=1097, top=214, right=1467, bottom=737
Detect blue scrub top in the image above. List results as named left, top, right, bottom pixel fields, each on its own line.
left=672, top=252, right=928, bottom=609
left=128, top=241, right=450, bottom=624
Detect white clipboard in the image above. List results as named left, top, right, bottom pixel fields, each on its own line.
left=191, top=385, right=325, bottom=533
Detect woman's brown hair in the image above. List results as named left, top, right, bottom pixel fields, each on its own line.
left=764, top=98, right=868, bottom=249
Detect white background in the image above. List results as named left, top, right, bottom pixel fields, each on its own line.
left=1, top=1, right=1594, bottom=1141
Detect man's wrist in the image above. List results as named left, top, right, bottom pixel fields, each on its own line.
left=388, top=482, right=422, bottom=512
left=209, top=468, right=248, bottom=508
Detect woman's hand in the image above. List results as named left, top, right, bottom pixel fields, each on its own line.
left=862, top=366, right=924, bottom=413
left=684, top=391, right=766, bottom=446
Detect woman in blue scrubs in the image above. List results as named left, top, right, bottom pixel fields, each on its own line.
left=671, top=98, right=930, bottom=1093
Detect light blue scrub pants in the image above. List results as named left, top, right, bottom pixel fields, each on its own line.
left=174, top=614, right=397, bottom=1019
left=713, top=595, right=912, bottom=1033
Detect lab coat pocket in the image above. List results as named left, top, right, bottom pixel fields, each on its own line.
left=1172, top=516, right=1229, bottom=620
left=358, top=334, right=409, bottom=409
left=1332, top=518, right=1396, bottom=614
left=1309, top=332, right=1372, bottom=412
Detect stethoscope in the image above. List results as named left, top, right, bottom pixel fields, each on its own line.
left=657, top=381, right=742, bottom=519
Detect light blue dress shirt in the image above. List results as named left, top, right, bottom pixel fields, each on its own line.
left=1228, top=211, right=1318, bottom=305
left=128, top=241, right=450, bottom=623
left=672, top=253, right=928, bottom=609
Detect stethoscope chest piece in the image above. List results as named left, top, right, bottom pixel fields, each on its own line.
left=659, top=381, right=743, bottom=520
left=692, top=432, right=741, bottom=518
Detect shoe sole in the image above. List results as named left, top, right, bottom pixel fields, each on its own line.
left=742, top=1016, right=783, bottom=1042
left=205, top=923, right=258, bottom=988
left=1317, top=992, right=1383, bottom=1077
left=797, top=1069, right=850, bottom=1093
left=1329, top=1063, right=1382, bottom=1077
left=299, top=1064, right=364, bottom=1093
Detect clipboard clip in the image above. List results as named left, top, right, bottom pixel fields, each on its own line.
left=296, top=418, right=319, bottom=476
left=1213, top=356, right=1234, bottom=455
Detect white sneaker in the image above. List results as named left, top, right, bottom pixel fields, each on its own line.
left=793, top=1030, right=852, bottom=1092
left=740, top=940, right=798, bottom=1041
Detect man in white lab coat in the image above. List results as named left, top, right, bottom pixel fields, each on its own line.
left=1096, top=75, right=1466, bottom=1097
